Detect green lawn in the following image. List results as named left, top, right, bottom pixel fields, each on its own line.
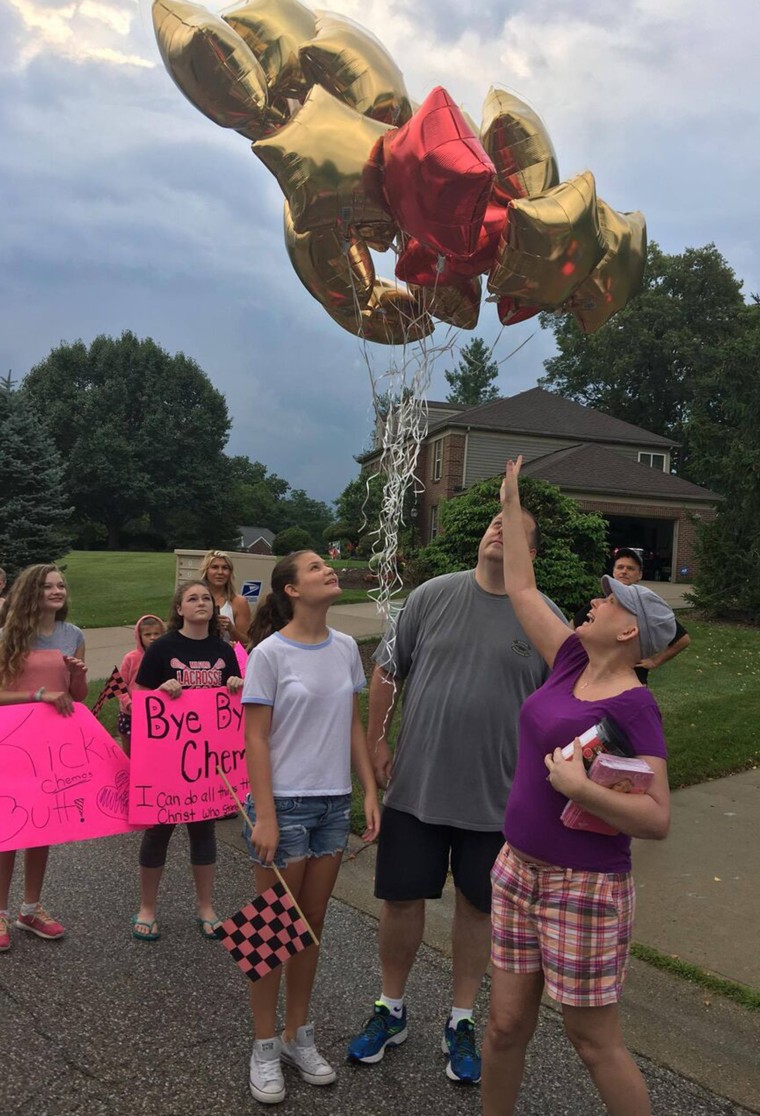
left=61, top=551, right=175, bottom=627
left=645, top=617, right=760, bottom=787
left=62, top=551, right=384, bottom=626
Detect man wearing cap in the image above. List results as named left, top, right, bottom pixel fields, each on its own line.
left=573, top=547, right=690, bottom=683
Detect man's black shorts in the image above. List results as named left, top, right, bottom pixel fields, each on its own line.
left=374, top=806, right=504, bottom=914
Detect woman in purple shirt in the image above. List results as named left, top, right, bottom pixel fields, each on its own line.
left=481, top=458, right=677, bottom=1116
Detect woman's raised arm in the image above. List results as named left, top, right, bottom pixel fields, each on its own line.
left=501, top=457, right=571, bottom=668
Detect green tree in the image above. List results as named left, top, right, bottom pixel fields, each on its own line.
left=410, top=475, right=608, bottom=616
left=228, top=456, right=290, bottom=530
left=444, top=337, right=500, bottom=405
left=539, top=243, right=747, bottom=478
left=272, top=526, right=312, bottom=554
left=687, top=301, right=760, bottom=619
left=0, top=374, right=72, bottom=576
left=330, top=473, right=385, bottom=548
left=278, top=489, right=333, bottom=548
left=21, top=333, right=238, bottom=550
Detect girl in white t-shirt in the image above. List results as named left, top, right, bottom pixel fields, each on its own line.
left=242, top=550, right=380, bottom=1106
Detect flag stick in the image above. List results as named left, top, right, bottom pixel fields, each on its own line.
left=216, top=767, right=320, bottom=946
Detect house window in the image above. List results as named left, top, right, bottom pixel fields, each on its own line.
left=432, top=438, right=443, bottom=482
left=639, top=452, right=666, bottom=471
left=430, top=505, right=439, bottom=540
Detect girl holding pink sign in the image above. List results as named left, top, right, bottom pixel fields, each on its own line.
left=132, top=580, right=242, bottom=943
left=242, top=550, right=380, bottom=1105
left=0, top=564, right=88, bottom=953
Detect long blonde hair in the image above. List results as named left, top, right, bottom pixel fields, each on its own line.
left=199, top=550, right=238, bottom=602
left=0, top=564, right=69, bottom=686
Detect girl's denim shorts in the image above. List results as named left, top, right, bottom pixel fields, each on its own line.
left=243, top=793, right=352, bottom=868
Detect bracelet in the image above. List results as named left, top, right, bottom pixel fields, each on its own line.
left=29, top=687, right=45, bottom=702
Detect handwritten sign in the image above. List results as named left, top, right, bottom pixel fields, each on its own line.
left=0, top=703, right=135, bottom=853
left=129, top=689, right=248, bottom=825
left=234, top=641, right=248, bottom=676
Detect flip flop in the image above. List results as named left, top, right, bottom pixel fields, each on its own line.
left=196, top=917, right=221, bottom=941
left=131, top=915, right=160, bottom=942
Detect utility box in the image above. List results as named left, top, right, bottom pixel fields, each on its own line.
left=174, top=550, right=277, bottom=609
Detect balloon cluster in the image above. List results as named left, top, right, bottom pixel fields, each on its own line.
left=152, top=0, right=647, bottom=344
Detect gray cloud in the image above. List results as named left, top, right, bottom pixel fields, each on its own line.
left=1, top=0, right=759, bottom=505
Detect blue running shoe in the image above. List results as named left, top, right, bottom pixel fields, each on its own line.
left=442, top=1018, right=481, bottom=1084
left=347, top=1002, right=408, bottom=1064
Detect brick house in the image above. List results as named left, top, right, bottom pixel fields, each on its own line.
left=237, top=526, right=275, bottom=555
left=358, top=388, right=721, bottom=583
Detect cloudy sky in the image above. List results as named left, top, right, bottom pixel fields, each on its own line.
left=2, top=0, right=759, bottom=504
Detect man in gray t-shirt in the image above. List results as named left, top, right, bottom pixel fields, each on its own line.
left=347, top=508, right=566, bottom=1083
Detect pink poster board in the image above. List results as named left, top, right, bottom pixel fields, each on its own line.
left=234, top=641, right=248, bottom=676
left=129, top=688, right=248, bottom=825
left=0, top=703, right=135, bottom=852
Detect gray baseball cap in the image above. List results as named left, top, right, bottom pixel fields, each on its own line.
left=601, top=575, right=677, bottom=658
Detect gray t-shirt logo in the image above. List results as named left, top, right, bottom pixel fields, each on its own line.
left=510, top=639, right=533, bottom=658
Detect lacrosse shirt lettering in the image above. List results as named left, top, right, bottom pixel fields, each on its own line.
left=135, top=631, right=239, bottom=691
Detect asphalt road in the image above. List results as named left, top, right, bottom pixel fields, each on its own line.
left=2, top=830, right=754, bottom=1116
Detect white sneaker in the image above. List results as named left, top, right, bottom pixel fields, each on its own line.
left=249, top=1038, right=286, bottom=1104
left=280, top=1023, right=337, bottom=1086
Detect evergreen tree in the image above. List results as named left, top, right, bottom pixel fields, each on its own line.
left=0, top=376, right=72, bottom=577
left=444, top=338, right=500, bottom=405
left=688, top=301, right=760, bottom=619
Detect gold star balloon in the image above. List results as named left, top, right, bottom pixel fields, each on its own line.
left=299, top=11, right=412, bottom=125
left=223, top=0, right=317, bottom=101
left=253, top=84, right=397, bottom=243
left=566, top=201, right=647, bottom=333
left=480, top=87, right=559, bottom=203
left=488, top=171, right=607, bottom=308
left=152, top=0, right=282, bottom=140
left=327, top=278, right=433, bottom=345
left=283, top=201, right=375, bottom=312
left=410, top=276, right=482, bottom=330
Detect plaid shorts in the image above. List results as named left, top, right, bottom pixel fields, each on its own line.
left=490, top=843, right=635, bottom=1007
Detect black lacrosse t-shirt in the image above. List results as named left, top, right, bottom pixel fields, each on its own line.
left=135, top=630, right=239, bottom=690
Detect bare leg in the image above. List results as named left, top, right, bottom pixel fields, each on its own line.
left=378, top=899, right=425, bottom=999
left=0, top=850, right=17, bottom=910
left=22, top=846, right=50, bottom=905
left=451, top=888, right=492, bottom=1010
left=283, top=853, right=343, bottom=1039
left=481, top=968, right=544, bottom=1116
left=563, top=1003, right=650, bottom=1116
left=191, top=862, right=217, bottom=923
left=249, top=861, right=307, bottom=1039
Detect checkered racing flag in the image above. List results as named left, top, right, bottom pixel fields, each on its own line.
left=216, top=882, right=317, bottom=982
left=91, top=666, right=129, bottom=718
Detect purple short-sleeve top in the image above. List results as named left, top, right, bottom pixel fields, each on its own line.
left=503, top=633, right=667, bottom=873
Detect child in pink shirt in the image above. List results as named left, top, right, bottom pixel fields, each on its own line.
left=117, top=614, right=165, bottom=753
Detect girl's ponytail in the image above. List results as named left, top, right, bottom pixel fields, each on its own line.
left=246, top=551, right=310, bottom=649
